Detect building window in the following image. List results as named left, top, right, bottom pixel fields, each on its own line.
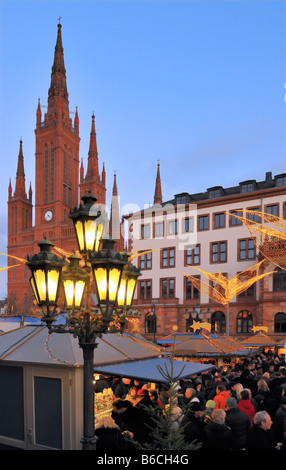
left=247, top=207, right=260, bottom=222
left=266, top=204, right=278, bottom=216
left=141, top=224, right=150, bottom=239
left=140, top=252, right=152, bottom=270
left=139, top=280, right=152, bottom=300
left=273, top=268, right=286, bottom=292
left=161, top=278, right=175, bottom=298
left=238, top=284, right=255, bottom=297
left=198, top=215, right=209, bottom=231
left=230, top=210, right=243, bottom=226
left=185, top=245, right=200, bottom=265
left=209, top=188, right=222, bottom=199
left=241, top=182, right=254, bottom=193
left=211, top=242, right=227, bottom=263
left=185, top=277, right=199, bottom=300
left=162, top=248, right=175, bottom=268
left=211, top=311, right=226, bottom=334
left=237, top=310, right=253, bottom=333
left=238, top=239, right=255, bottom=260
left=275, top=175, right=286, bottom=187
left=44, top=144, right=48, bottom=203
left=155, top=222, right=164, bottom=237
left=169, top=220, right=178, bottom=235
left=145, top=312, right=156, bottom=334
left=184, top=218, right=193, bottom=233
left=50, top=142, right=54, bottom=202
left=214, top=212, right=225, bottom=229
left=274, top=312, right=286, bottom=333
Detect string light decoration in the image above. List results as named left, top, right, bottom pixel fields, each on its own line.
left=179, top=260, right=274, bottom=336
left=228, top=209, right=286, bottom=270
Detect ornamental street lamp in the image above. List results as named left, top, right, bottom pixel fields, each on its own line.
left=26, top=192, right=141, bottom=451
left=184, top=303, right=212, bottom=334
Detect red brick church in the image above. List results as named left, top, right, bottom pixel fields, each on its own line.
left=7, top=22, right=123, bottom=316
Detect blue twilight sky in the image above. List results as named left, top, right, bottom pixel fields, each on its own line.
left=0, top=0, right=286, bottom=299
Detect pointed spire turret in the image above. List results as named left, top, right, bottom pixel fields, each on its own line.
left=102, top=162, right=106, bottom=185
left=36, top=98, right=42, bottom=128
left=8, top=178, right=12, bottom=200
left=46, top=21, right=70, bottom=124
left=80, top=158, right=84, bottom=183
left=112, top=171, right=118, bottom=196
left=74, top=106, right=79, bottom=135
left=14, top=140, right=26, bottom=198
left=110, top=172, right=124, bottom=251
left=154, top=161, right=162, bottom=205
left=85, top=114, right=99, bottom=180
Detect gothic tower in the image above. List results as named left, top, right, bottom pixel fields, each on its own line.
left=7, top=21, right=107, bottom=315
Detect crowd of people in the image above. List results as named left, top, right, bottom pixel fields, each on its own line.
left=93, top=350, right=286, bottom=451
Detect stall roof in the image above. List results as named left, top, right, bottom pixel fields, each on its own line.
left=240, top=331, right=278, bottom=347
left=0, top=325, right=162, bottom=367
left=167, top=333, right=250, bottom=357
left=93, top=357, right=214, bottom=383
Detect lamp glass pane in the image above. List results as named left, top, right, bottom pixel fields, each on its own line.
left=126, top=278, right=136, bottom=306
left=75, top=280, right=85, bottom=307
left=47, top=270, right=60, bottom=302
left=94, top=267, right=107, bottom=301
left=30, top=277, right=40, bottom=304
left=95, top=223, right=103, bottom=252
left=75, top=221, right=84, bottom=251
left=117, top=277, right=127, bottom=307
left=84, top=220, right=97, bottom=251
left=109, top=268, right=121, bottom=302
left=34, top=269, right=47, bottom=302
left=63, top=279, right=74, bottom=307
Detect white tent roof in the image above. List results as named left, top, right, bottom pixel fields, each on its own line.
left=0, top=325, right=162, bottom=367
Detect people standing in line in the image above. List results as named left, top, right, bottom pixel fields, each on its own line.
left=246, top=411, right=275, bottom=451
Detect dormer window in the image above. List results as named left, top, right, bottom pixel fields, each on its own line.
left=240, top=180, right=256, bottom=193
left=208, top=186, right=223, bottom=199
left=275, top=174, right=286, bottom=187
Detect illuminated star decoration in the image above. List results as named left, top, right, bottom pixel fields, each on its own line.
left=179, top=260, right=274, bottom=307
left=228, top=210, right=286, bottom=270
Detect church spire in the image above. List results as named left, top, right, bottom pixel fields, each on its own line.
left=46, top=21, right=70, bottom=123
left=14, top=140, right=26, bottom=198
left=85, top=114, right=99, bottom=180
left=154, top=161, right=162, bottom=205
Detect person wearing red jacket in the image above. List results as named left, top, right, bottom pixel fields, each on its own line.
left=238, top=389, right=255, bottom=426
left=214, top=383, right=231, bottom=410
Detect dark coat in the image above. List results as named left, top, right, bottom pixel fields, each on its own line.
left=272, top=405, right=286, bottom=444
left=225, top=406, right=251, bottom=450
left=205, top=421, right=233, bottom=450
left=246, top=424, right=275, bottom=451
left=94, top=427, right=127, bottom=451
left=181, top=412, right=206, bottom=446
left=111, top=401, right=143, bottom=441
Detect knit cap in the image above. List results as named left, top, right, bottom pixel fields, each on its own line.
left=205, top=400, right=215, bottom=409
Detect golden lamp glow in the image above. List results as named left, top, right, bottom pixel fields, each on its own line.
left=26, top=237, right=65, bottom=308
left=61, top=253, right=88, bottom=310
left=93, top=266, right=121, bottom=303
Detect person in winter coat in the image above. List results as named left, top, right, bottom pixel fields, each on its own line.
left=213, top=383, right=230, bottom=410
left=246, top=411, right=275, bottom=451
left=205, top=409, right=233, bottom=450
left=238, top=389, right=255, bottom=426
left=225, top=397, right=251, bottom=450
left=94, top=415, right=128, bottom=451
left=272, top=396, right=286, bottom=445
left=181, top=402, right=206, bottom=447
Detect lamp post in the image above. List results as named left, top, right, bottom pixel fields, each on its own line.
left=26, top=192, right=141, bottom=450
left=184, top=303, right=211, bottom=334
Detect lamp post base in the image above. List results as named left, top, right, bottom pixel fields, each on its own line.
left=80, top=436, right=98, bottom=450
